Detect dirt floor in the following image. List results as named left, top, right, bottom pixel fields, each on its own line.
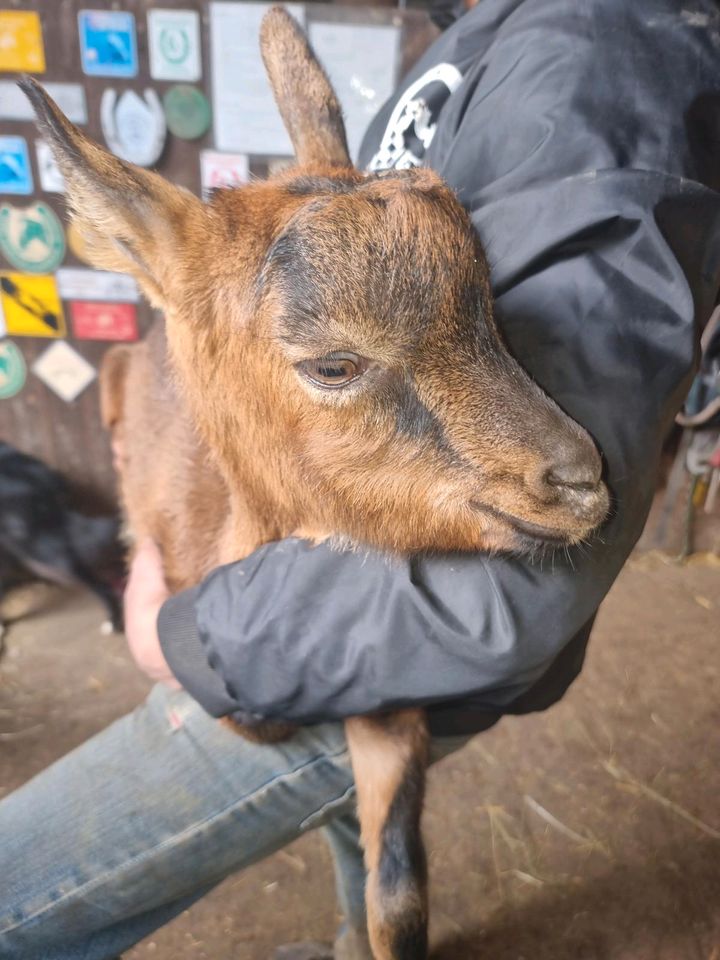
left=1, top=552, right=719, bottom=960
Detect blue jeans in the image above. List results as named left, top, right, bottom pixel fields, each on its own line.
left=0, top=685, right=469, bottom=960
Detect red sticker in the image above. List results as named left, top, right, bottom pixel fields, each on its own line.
left=70, top=301, right=138, bottom=341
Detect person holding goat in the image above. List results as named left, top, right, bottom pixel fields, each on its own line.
left=1, top=1, right=719, bottom=959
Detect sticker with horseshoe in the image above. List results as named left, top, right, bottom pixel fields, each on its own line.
left=100, top=88, right=167, bottom=167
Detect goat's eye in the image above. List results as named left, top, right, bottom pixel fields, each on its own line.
left=297, top=353, right=364, bottom=388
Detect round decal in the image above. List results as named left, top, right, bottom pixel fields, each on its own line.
left=163, top=85, right=211, bottom=140
left=0, top=339, right=27, bottom=399
left=67, top=220, right=94, bottom=266
left=0, top=202, right=66, bottom=273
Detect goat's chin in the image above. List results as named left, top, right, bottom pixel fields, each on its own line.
left=468, top=502, right=597, bottom=557
left=322, top=516, right=574, bottom=559
left=304, top=497, right=602, bottom=559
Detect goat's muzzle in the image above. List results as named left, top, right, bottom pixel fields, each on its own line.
left=469, top=428, right=609, bottom=550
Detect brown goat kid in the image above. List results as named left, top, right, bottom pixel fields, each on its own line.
left=22, top=10, right=608, bottom=959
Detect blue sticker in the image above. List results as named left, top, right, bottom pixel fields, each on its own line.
left=0, top=137, right=33, bottom=195
left=78, top=10, right=138, bottom=78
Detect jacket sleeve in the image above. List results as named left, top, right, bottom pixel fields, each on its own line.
left=160, top=530, right=614, bottom=726
left=159, top=0, right=720, bottom=729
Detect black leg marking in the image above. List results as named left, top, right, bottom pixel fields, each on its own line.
left=378, top=756, right=429, bottom=960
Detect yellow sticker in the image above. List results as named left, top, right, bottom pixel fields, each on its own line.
left=0, top=273, right=65, bottom=337
left=0, top=12, right=46, bottom=74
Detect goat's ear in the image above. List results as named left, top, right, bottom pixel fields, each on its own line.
left=260, top=7, right=351, bottom=168
left=19, top=76, right=204, bottom=308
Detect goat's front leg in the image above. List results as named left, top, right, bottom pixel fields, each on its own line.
left=344, top=710, right=429, bottom=960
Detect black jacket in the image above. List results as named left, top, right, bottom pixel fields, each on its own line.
left=158, top=0, right=720, bottom=736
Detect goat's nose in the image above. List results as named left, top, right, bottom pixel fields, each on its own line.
left=530, top=436, right=607, bottom=525
left=525, top=433, right=604, bottom=508
left=540, top=430, right=603, bottom=492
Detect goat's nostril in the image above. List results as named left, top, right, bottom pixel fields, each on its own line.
left=545, top=464, right=600, bottom=492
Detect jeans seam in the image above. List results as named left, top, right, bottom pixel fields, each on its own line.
left=0, top=744, right=351, bottom=937
left=299, top=781, right=357, bottom=830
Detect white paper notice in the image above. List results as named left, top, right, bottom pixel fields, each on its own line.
left=0, top=82, right=88, bottom=124
left=308, top=23, right=400, bottom=162
left=210, top=2, right=305, bottom=156
left=200, top=150, right=249, bottom=199
left=55, top=268, right=140, bottom=304
left=148, top=9, right=202, bottom=82
left=33, top=341, right=96, bottom=403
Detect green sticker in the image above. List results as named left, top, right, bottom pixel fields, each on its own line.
left=163, top=85, right=211, bottom=141
left=0, top=202, right=65, bottom=273
left=0, top=339, right=27, bottom=398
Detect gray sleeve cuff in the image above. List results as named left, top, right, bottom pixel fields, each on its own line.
left=157, top=587, right=239, bottom=718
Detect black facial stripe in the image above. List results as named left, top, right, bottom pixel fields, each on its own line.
left=285, top=170, right=427, bottom=197
left=395, top=383, right=438, bottom=440
left=393, top=379, right=470, bottom=468
left=260, top=226, right=324, bottom=338
left=365, top=168, right=419, bottom=183
left=285, top=175, right=357, bottom=196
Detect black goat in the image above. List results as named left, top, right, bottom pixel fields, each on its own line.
left=0, top=441, right=123, bottom=642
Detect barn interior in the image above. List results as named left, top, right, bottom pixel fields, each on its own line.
left=1, top=2, right=719, bottom=959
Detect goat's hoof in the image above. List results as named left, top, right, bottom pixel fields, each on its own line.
left=273, top=942, right=334, bottom=960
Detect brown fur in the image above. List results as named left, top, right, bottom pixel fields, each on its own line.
left=346, top=713, right=429, bottom=959
left=21, top=10, right=608, bottom=957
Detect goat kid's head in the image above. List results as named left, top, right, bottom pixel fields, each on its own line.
left=22, top=8, right=608, bottom=555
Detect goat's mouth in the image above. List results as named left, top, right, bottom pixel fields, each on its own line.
left=469, top=501, right=577, bottom=548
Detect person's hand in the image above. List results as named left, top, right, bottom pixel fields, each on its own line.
left=124, top=538, right=181, bottom=689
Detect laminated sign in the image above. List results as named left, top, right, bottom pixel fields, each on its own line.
left=0, top=137, right=33, bottom=195
left=33, top=340, right=96, bottom=402
left=71, top=301, right=138, bottom=341
left=0, top=11, right=46, bottom=73
left=0, top=82, right=87, bottom=124
left=200, top=150, right=249, bottom=199
left=56, top=267, right=139, bottom=303
left=78, top=10, right=138, bottom=78
left=0, top=273, right=66, bottom=338
left=0, top=202, right=65, bottom=272
left=148, top=9, right=201, bottom=81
